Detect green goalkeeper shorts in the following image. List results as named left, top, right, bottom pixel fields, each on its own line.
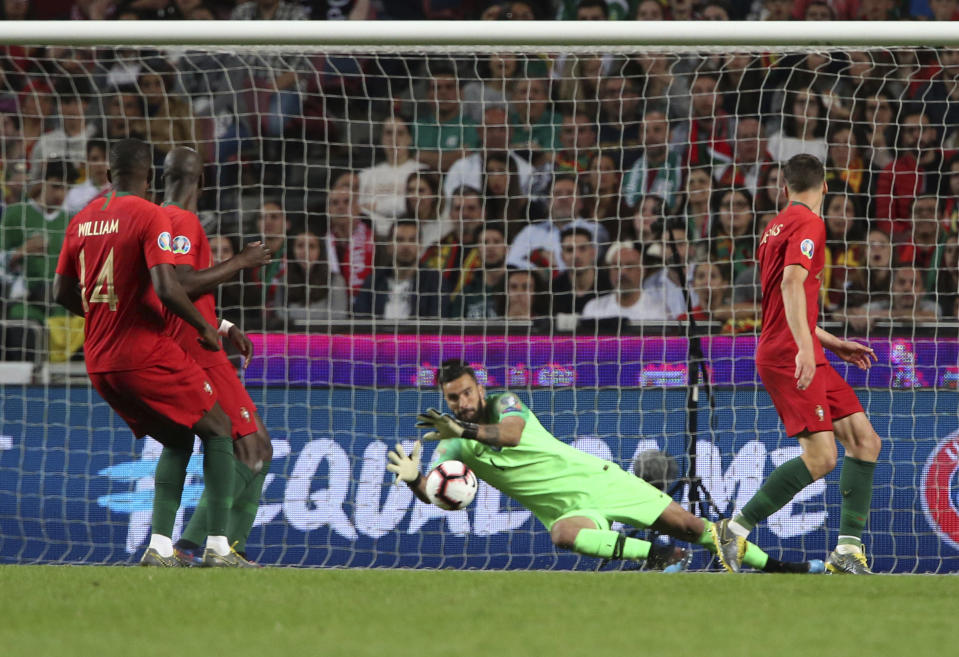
left=548, top=463, right=674, bottom=532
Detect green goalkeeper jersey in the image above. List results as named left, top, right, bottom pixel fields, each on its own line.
left=430, top=392, right=617, bottom=528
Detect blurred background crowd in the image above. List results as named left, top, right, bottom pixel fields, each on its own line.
left=2, top=0, right=959, bottom=366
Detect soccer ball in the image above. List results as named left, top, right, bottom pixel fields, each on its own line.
left=425, top=461, right=478, bottom=510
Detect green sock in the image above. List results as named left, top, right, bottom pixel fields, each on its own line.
left=697, top=519, right=769, bottom=570
left=202, top=436, right=235, bottom=537
left=736, top=457, right=814, bottom=530
left=181, top=459, right=259, bottom=547
left=228, top=460, right=270, bottom=554
left=572, top=528, right=651, bottom=560
left=838, top=456, right=876, bottom=543
left=152, top=446, right=191, bottom=538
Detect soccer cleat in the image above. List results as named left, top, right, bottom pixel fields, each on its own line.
left=826, top=548, right=873, bottom=575
left=807, top=559, right=826, bottom=574
left=200, top=543, right=260, bottom=568
left=711, top=518, right=746, bottom=573
left=173, top=546, right=201, bottom=567
left=140, top=547, right=185, bottom=567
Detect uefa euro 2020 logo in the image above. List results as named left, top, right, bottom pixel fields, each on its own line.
left=920, top=430, right=959, bottom=550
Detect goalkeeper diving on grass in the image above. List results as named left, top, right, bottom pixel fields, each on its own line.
left=388, top=359, right=823, bottom=573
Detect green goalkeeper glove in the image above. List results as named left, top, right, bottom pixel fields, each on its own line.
left=386, top=441, right=422, bottom=485
left=415, top=408, right=478, bottom=441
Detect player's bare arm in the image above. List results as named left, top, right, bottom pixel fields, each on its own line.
left=814, top=326, right=877, bottom=371
left=52, top=273, right=86, bottom=317
left=150, top=263, right=220, bottom=351
left=176, top=241, right=271, bottom=299
left=781, top=263, right=815, bottom=390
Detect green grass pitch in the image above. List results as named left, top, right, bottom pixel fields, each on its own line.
left=1, top=566, right=955, bottom=657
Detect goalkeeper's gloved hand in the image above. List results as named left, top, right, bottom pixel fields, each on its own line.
left=386, top=441, right=422, bottom=485
left=415, top=408, right=478, bottom=441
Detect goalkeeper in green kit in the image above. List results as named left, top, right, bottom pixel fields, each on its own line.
left=388, top=359, right=824, bottom=573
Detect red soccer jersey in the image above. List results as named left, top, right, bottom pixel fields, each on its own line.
left=56, top=191, right=180, bottom=373
left=755, top=202, right=827, bottom=367
left=162, top=202, right=227, bottom=368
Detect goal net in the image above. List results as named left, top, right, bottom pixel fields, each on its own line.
left=1, top=33, right=957, bottom=572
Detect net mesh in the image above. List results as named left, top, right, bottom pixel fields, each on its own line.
left=1, top=44, right=958, bottom=572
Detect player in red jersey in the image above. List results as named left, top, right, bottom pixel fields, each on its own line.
left=712, top=154, right=882, bottom=575
left=151, top=147, right=275, bottom=566
left=52, top=138, right=246, bottom=567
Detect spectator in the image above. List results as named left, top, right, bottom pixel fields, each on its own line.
left=906, top=47, right=959, bottom=140
left=699, top=0, right=731, bottom=19
left=581, top=241, right=667, bottom=321
left=730, top=210, right=779, bottom=315
left=507, top=174, right=608, bottom=272
left=896, top=195, right=943, bottom=271
left=509, top=76, right=560, bottom=154
left=625, top=194, right=666, bottom=246
left=929, top=0, right=959, bottom=20
left=672, top=72, right=732, bottom=174
left=680, top=166, right=714, bottom=242
left=461, top=53, right=518, bottom=124
left=767, top=86, right=828, bottom=163
left=482, top=0, right=537, bottom=19
left=942, top=153, right=959, bottom=232
left=555, top=0, right=614, bottom=20
left=681, top=258, right=733, bottom=322
left=444, top=105, right=533, bottom=201
left=551, top=226, right=611, bottom=315
left=622, top=105, right=683, bottom=210
left=273, top=229, right=349, bottom=327
left=643, top=215, right=694, bottom=320
left=630, top=52, right=689, bottom=121
left=718, top=54, right=766, bottom=119
left=842, top=229, right=894, bottom=328
left=716, top=116, right=774, bottom=198
left=353, top=220, right=449, bottom=319
left=803, top=0, right=835, bottom=18
left=358, top=117, right=426, bottom=238
left=710, top=186, right=757, bottom=280
left=824, top=123, right=870, bottom=203
left=756, top=160, right=787, bottom=213
left=482, top=150, right=533, bottom=239
left=667, top=0, right=694, bottom=19
left=402, top=169, right=446, bottom=254
left=635, top=0, right=665, bottom=18
left=556, top=54, right=606, bottom=107
left=2, top=161, right=29, bottom=214
left=822, top=189, right=867, bottom=311
left=499, top=267, right=548, bottom=320
left=874, top=106, right=942, bottom=236
left=762, top=0, right=796, bottom=19
left=597, top=76, right=642, bottom=161
left=413, top=61, right=479, bottom=172
left=17, top=80, right=52, bottom=165
left=0, top=159, right=72, bottom=324
left=851, top=89, right=896, bottom=174
left=553, top=108, right=598, bottom=173
left=326, top=185, right=376, bottom=295
left=209, top=234, right=245, bottom=325
left=450, top=222, right=508, bottom=319
left=858, top=0, right=897, bottom=19
left=102, top=84, right=146, bottom=143
left=30, top=84, right=93, bottom=175
left=933, top=234, right=959, bottom=317
left=421, top=185, right=485, bottom=281
left=848, top=266, right=940, bottom=331
left=63, top=138, right=110, bottom=215
left=138, top=59, right=197, bottom=160
left=583, top=151, right=624, bottom=232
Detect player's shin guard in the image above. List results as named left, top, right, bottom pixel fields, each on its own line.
left=202, top=436, right=235, bottom=537
left=697, top=520, right=769, bottom=570
left=572, top=529, right=651, bottom=560
left=838, top=456, right=876, bottom=545
left=152, top=446, right=191, bottom=538
left=228, top=460, right=270, bottom=554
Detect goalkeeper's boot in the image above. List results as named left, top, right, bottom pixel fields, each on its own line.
left=201, top=543, right=260, bottom=568
left=711, top=518, right=746, bottom=573
left=140, top=547, right=185, bottom=567
left=807, top=559, right=826, bottom=574
left=826, top=547, right=873, bottom=575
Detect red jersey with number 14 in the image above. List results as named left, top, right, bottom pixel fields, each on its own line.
left=162, top=203, right=226, bottom=368
left=55, top=191, right=179, bottom=373
left=756, top=202, right=827, bottom=367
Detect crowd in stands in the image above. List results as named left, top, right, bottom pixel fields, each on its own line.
left=3, top=0, right=959, bottom=363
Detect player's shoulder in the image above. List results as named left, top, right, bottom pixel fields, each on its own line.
left=490, top=391, right=527, bottom=415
